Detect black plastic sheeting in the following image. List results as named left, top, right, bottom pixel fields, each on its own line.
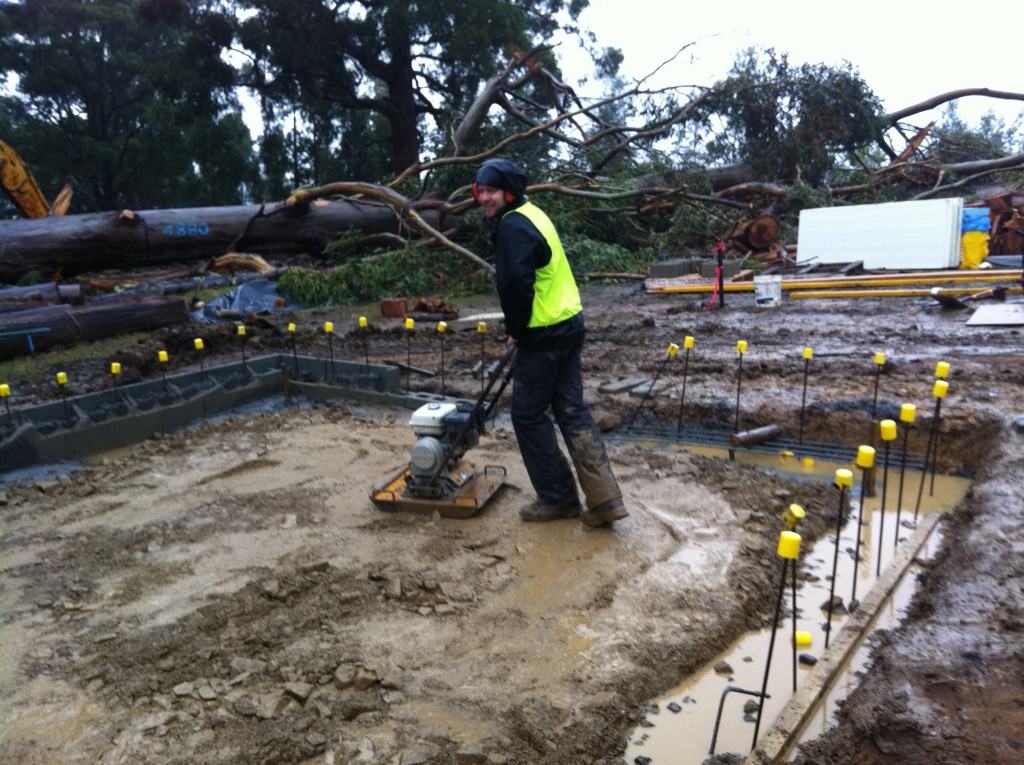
left=193, top=279, right=299, bottom=323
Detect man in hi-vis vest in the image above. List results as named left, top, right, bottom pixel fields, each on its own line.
left=474, top=158, right=627, bottom=527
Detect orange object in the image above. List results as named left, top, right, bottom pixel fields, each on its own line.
left=379, top=298, right=408, bottom=318
left=0, top=139, right=50, bottom=218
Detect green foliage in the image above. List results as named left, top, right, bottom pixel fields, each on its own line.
left=782, top=181, right=834, bottom=213
left=0, top=0, right=257, bottom=211
left=696, top=48, right=884, bottom=185
left=931, top=104, right=1022, bottom=166
left=236, top=0, right=591, bottom=176
left=276, top=206, right=651, bottom=307
left=650, top=200, right=726, bottom=256
left=562, top=238, right=651, bottom=276
left=277, top=250, right=494, bottom=307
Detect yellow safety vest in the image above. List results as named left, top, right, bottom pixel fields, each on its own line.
left=506, top=202, right=582, bottom=328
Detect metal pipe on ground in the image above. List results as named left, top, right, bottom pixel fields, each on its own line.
left=731, top=424, right=781, bottom=447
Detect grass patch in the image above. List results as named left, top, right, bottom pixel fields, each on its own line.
left=0, top=333, right=150, bottom=386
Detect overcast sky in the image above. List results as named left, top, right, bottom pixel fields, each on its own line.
left=557, top=0, right=1023, bottom=128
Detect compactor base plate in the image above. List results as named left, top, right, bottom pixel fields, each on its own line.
left=370, top=460, right=506, bottom=518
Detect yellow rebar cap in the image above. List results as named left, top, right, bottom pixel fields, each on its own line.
left=935, top=361, right=950, bottom=378
left=777, top=530, right=802, bottom=560
left=736, top=340, right=747, bottom=354
left=835, top=468, right=853, bottom=488
left=856, top=445, right=876, bottom=469
left=793, top=630, right=812, bottom=647
left=880, top=419, right=897, bottom=441
left=803, top=347, right=813, bottom=359
left=684, top=336, right=694, bottom=349
left=782, top=504, right=805, bottom=529
left=933, top=379, right=949, bottom=399
left=900, top=403, right=916, bottom=423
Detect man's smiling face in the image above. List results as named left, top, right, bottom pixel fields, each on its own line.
left=475, top=184, right=507, bottom=219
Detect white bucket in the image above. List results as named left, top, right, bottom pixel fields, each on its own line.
left=753, top=275, right=782, bottom=307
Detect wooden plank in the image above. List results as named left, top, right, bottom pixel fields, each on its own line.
left=965, top=303, right=1024, bottom=326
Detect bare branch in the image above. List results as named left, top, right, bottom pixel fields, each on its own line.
left=284, top=183, right=494, bottom=273
left=886, top=88, right=1024, bottom=124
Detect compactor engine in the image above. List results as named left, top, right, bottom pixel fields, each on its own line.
left=405, top=402, right=481, bottom=498
left=369, top=347, right=516, bottom=518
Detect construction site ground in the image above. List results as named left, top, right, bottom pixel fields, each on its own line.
left=1, top=281, right=1023, bottom=765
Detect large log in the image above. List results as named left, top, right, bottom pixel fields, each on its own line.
left=720, top=213, right=781, bottom=251
left=0, top=197, right=411, bottom=282
left=0, top=295, right=189, bottom=360
left=0, top=282, right=84, bottom=313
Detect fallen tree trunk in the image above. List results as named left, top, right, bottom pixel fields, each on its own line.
left=0, top=295, right=190, bottom=360
left=0, top=282, right=85, bottom=313
left=721, top=213, right=780, bottom=251
left=0, top=197, right=416, bottom=282
left=86, top=269, right=281, bottom=303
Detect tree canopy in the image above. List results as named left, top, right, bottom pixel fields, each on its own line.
left=235, top=0, right=594, bottom=177
left=1, top=0, right=1022, bottom=280
left=0, top=0, right=258, bottom=211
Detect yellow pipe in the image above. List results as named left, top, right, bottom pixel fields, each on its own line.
left=777, top=272, right=1020, bottom=290
left=650, top=269, right=1022, bottom=294
left=649, top=281, right=754, bottom=293
left=788, top=287, right=1024, bottom=300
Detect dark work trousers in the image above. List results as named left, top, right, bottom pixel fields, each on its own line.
left=510, top=336, right=622, bottom=511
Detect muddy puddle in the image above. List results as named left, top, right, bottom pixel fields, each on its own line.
left=624, top=449, right=971, bottom=765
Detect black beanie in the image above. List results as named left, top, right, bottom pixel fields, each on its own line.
left=474, top=158, right=528, bottom=200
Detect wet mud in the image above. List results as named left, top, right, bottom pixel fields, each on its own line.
left=2, top=283, right=1023, bottom=764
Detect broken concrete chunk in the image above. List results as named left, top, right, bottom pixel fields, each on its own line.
left=598, top=376, right=651, bottom=394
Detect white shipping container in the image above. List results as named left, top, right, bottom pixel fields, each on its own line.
left=797, top=198, right=963, bottom=270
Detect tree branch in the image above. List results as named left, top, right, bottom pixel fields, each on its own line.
left=283, top=183, right=494, bottom=273
left=886, top=88, right=1024, bottom=124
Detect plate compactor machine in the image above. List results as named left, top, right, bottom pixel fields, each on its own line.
left=370, top=347, right=516, bottom=518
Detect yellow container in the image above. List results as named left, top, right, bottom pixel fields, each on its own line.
left=959, top=231, right=989, bottom=269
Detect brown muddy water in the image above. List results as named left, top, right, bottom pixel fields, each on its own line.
left=623, top=448, right=971, bottom=765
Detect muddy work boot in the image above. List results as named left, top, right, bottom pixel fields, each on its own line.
left=581, top=498, right=628, bottom=527
left=519, top=498, right=582, bottom=522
